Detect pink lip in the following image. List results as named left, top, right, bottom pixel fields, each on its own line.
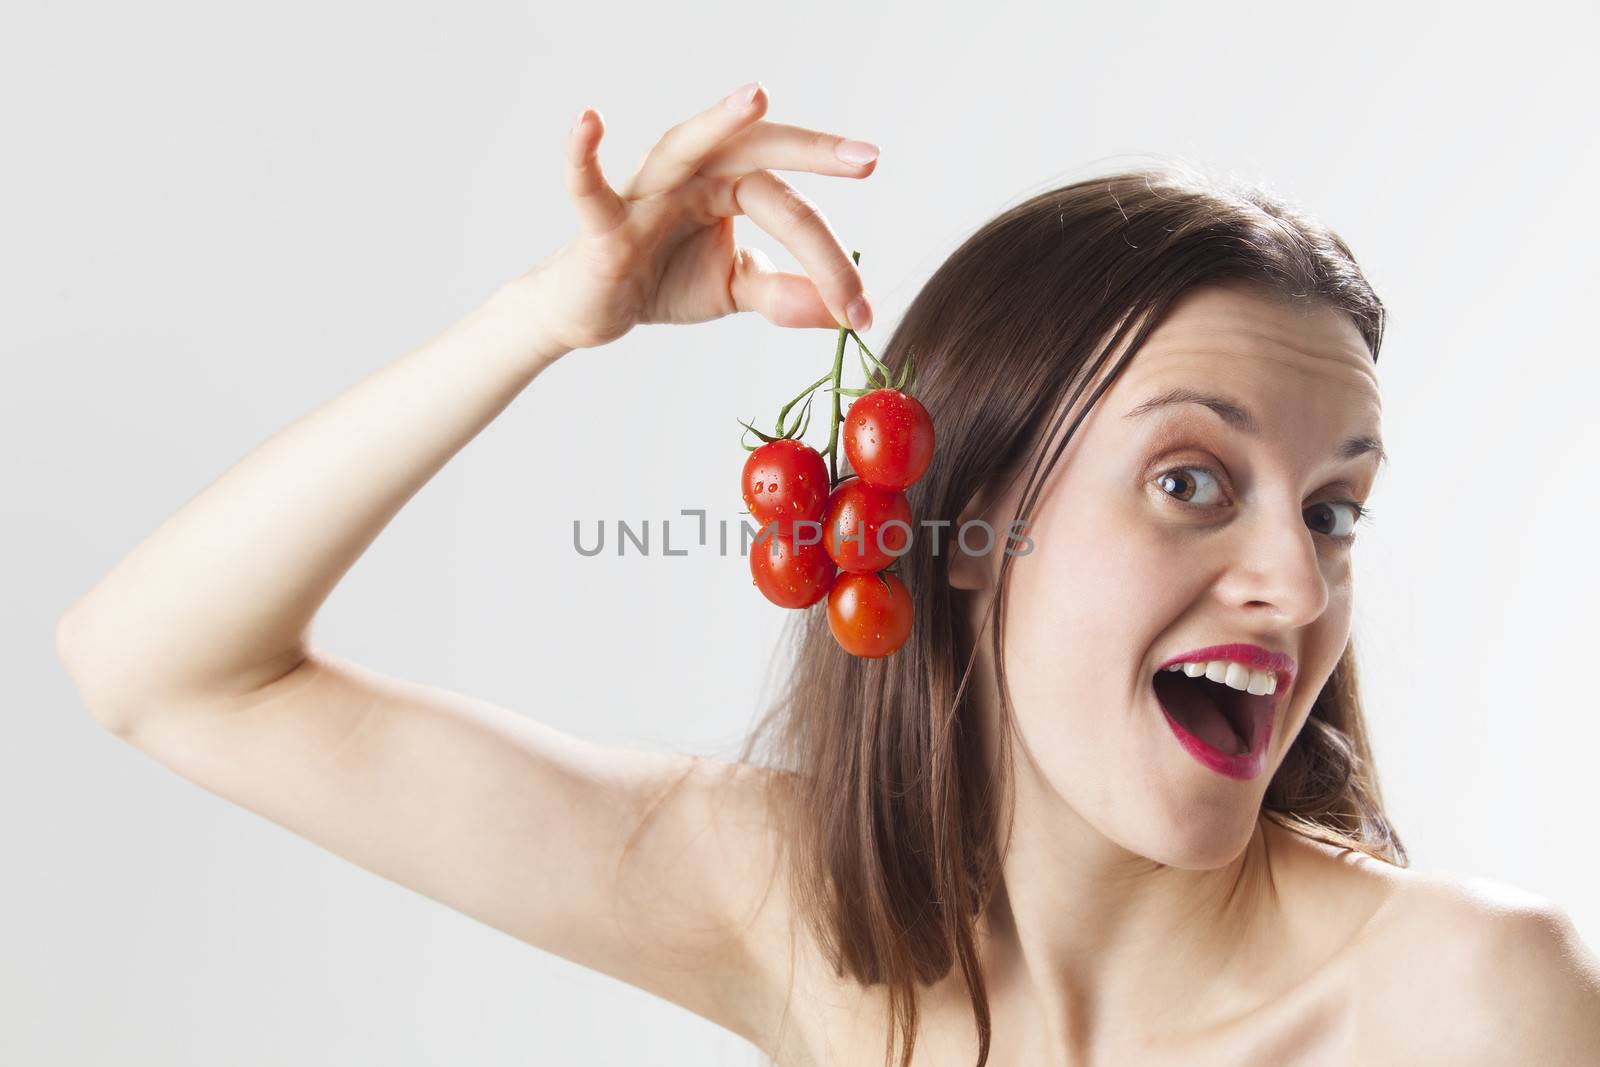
left=1152, top=643, right=1296, bottom=781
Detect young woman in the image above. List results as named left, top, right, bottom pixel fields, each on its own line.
left=57, top=82, right=1600, bottom=1066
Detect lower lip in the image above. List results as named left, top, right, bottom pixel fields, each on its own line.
left=1156, top=686, right=1273, bottom=781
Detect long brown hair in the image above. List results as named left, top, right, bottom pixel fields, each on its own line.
left=730, top=165, right=1407, bottom=1067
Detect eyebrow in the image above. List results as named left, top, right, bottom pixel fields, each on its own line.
left=1122, top=386, right=1387, bottom=468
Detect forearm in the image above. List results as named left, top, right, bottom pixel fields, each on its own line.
left=58, top=276, right=570, bottom=722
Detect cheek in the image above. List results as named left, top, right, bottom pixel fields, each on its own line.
left=1001, top=493, right=1200, bottom=709
left=1021, top=487, right=1214, bottom=643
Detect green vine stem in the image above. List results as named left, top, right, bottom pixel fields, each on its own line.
left=821, top=249, right=863, bottom=487
left=777, top=371, right=834, bottom=437
left=739, top=250, right=870, bottom=487
left=854, top=330, right=892, bottom=387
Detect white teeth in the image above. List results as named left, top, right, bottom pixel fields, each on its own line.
left=1163, top=659, right=1281, bottom=696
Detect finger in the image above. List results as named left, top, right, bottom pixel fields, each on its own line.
left=628, top=82, right=770, bottom=201
left=729, top=246, right=848, bottom=330
left=709, top=170, right=872, bottom=331
left=564, top=108, right=628, bottom=237
left=695, top=120, right=880, bottom=181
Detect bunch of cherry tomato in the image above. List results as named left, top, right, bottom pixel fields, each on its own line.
left=739, top=253, right=935, bottom=658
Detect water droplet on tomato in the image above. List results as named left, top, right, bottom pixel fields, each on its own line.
left=768, top=482, right=778, bottom=492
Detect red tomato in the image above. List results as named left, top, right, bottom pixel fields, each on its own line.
left=750, top=530, right=837, bottom=609
left=827, top=572, right=914, bottom=658
left=843, top=389, right=935, bottom=491
left=822, top=479, right=913, bottom=574
left=742, top=439, right=829, bottom=538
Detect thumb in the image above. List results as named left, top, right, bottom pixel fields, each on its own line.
left=564, top=108, right=628, bottom=237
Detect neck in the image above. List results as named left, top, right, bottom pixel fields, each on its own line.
left=973, top=775, right=1290, bottom=1058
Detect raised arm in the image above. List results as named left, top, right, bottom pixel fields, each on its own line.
left=55, top=81, right=878, bottom=1050
left=56, top=281, right=567, bottom=719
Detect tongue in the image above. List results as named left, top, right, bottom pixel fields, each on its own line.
left=1154, top=673, right=1247, bottom=756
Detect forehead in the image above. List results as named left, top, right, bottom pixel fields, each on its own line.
left=1107, top=284, right=1381, bottom=411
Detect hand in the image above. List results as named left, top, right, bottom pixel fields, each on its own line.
left=512, top=81, right=880, bottom=355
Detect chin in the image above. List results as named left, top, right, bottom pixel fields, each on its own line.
left=1135, top=797, right=1262, bottom=870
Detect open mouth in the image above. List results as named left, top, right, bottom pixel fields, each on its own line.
left=1149, top=644, right=1294, bottom=780
left=1152, top=667, right=1269, bottom=758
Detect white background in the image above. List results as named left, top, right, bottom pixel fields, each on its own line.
left=5, top=1, right=1597, bottom=1063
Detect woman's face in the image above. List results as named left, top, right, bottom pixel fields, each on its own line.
left=952, top=283, right=1384, bottom=869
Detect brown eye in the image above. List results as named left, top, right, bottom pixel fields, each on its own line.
left=1155, top=466, right=1224, bottom=506
left=1305, top=500, right=1368, bottom=541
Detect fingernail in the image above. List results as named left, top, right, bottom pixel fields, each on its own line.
left=570, top=108, right=587, bottom=135
left=725, top=82, right=760, bottom=110
left=847, top=293, right=873, bottom=331
left=836, top=140, right=879, bottom=165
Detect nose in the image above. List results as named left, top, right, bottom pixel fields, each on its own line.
left=1213, top=500, right=1330, bottom=628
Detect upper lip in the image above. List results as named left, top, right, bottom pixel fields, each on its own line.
left=1154, top=643, right=1297, bottom=695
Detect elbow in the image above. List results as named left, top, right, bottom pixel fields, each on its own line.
left=55, top=608, right=138, bottom=738
left=54, top=608, right=89, bottom=694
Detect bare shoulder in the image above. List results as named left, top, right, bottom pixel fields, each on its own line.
left=1255, top=824, right=1600, bottom=1063
left=1354, top=866, right=1600, bottom=1064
